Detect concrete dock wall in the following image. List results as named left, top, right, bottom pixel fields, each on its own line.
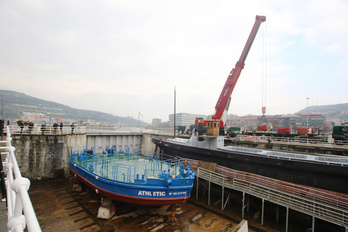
left=9, top=133, right=156, bottom=180
left=86, top=133, right=142, bottom=150
left=11, top=134, right=86, bottom=180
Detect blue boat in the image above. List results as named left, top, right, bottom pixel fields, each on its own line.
left=69, top=146, right=196, bottom=205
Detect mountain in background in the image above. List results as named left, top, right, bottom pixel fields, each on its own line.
left=297, top=103, right=348, bottom=121
left=1, top=89, right=347, bottom=125
left=0, top=90, right=148, bottom=126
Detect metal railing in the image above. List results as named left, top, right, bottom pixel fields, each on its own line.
left=220, top=146, right=348, bottom=166
left=71, top=146, right=194, bottom=183
left=7, top=125, right=174, bottom=136
left=7, top=125, right=85, bottom=135
left=196, top=166, right=348, bottom=229
left=239, top=134, right=348, bottom=146
left=1, top=126, right=41, bottom=232
left=85, top=126, right=174, bottom=135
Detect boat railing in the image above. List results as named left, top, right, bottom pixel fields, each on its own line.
left=71, top=146, right=194, bottom=184
left=1, top=126, right=41, bottom=232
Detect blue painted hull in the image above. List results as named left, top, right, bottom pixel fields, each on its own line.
left=70, top=153, right=195, bottom=205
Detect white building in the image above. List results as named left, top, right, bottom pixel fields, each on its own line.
left=152, top=118, right=162, bottom=127
left=168, top=113, right=207, bottom=127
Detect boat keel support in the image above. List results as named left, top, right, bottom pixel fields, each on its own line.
left=167, top=205, right=178, bottom=224
left=97, top=197, right=115, bottom=219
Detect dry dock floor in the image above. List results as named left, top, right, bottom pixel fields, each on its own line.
left=21, top=178, right=277, bottom=232
left=1, top=177, right=344, bottom=232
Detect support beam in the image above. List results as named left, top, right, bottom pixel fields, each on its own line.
left=196, top=170, right=199, bottom=200
left=261, top=198, right=264, bottom=225
left=208, top=179, right=211, bottom=205
left=286, top=207, right=289, bottom=232
left=312, top=216, right=315, bottom=232
left=221, top=185, right=224, bottom=210
left=242, top=192, right=245, bottom=219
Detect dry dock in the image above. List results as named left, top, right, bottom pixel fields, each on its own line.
left=0, top=176, right=344, bottom=232
left=26, top=177, right=264, bottom=232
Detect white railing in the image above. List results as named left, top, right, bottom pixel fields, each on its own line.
left=1, top=126, right=41, bottom=232
left=196, top=166, right=348, bottom=229
left=8, top=124, right=173, bottom=136
left=239, top=135, right=348, bottom=146
left=85, top=126, right=174, bottom=135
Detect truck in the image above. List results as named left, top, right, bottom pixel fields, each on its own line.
left=332, top=125, right=348, bottom=144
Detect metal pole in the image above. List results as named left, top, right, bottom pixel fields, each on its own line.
left=196, top=168, right=199, bottom=200
left=242, top=192, right=245, bottom=218
left=286, top=207, right=289, bottom=232
left=174, top=86, right=176, bottom=138
left=208, top=173, right=211, bottom=205
left=306, top=97, right=310, bottom=128
left=261, top=198, right=264, bottom=225
left=312, top=216, right=315, bottom=232
left=221, top=182, right=224, bottom=210
left=1, top=94, right=3, bottom=119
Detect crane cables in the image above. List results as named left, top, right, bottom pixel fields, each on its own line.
left=261, top=22, right=267, bottom=116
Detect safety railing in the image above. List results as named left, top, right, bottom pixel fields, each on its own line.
left=1, top=126, right=41, bottom=232
left=220, top=145, right=348, bottom=166
left=239, top=134, right=348, bottom=146
left=215, top=165, right=348, bottom=210
left=85, top=126, right=174, bottom=135
left=71, top=146, right=194, bottom=184
left=8, top=125, right=85, bottom=135
left=196, top=166, right=348, bottom=228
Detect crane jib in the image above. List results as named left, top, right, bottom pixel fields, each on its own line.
left=212, top=15, right=266, bottom=125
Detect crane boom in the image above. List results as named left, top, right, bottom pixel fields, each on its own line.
left=212, top=15, right=266, bottom=127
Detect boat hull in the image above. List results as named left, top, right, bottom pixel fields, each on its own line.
left=152, top=136, right=348, bottom=194
left=70, top=162, right=193, bottom=205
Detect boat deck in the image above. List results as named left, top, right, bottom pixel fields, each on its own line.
left=71, top=152, right=177, bottom=184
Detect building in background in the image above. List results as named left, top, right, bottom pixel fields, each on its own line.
left=226, top=113, right=329, bottom=133
left=168, top=113, right=207, bottom=127
left=152, top=118, right=162, bottom=127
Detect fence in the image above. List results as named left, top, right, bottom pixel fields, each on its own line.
left=1, top=126, right=41, bottom=231
left=239, top=134, right=348, bottom=146
left=8, top=124, right=85, bottom=135
left=196, top=165, right=348, bottom=231
left=70, top=146, right=193, bottom=184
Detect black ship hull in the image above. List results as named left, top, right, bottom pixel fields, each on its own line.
left=152, top=136, right=348, bottom=194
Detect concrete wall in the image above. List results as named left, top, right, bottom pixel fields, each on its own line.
left=86, top=133, right=142, bottom=151
left=9, top=133, right=158, bottom=180
left=141, top=133, right=158, bottom=153
left=11, top=134, right=86, bottom=180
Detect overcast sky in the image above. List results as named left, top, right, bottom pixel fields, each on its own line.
left=1, top=0, right=347, bottom=123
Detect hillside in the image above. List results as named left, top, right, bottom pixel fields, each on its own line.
left=0, top=90, right=146, bottom=125
left=297, top=103, right=348, bottom=121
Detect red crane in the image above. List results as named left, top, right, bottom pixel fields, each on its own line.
left=212, top=15, right=266, bottom=129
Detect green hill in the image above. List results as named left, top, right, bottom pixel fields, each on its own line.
left=0, top=89, right=146, bottom=125
left=297, top=103, right=348, bottom=121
